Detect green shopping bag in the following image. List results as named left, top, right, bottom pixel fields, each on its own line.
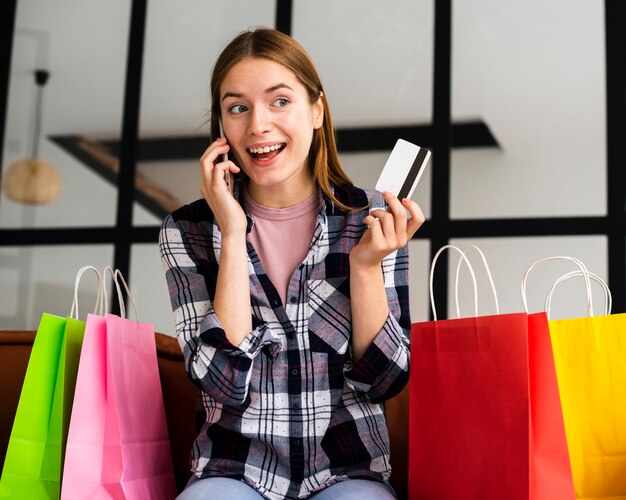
left=0, top=266, right=102, bottom=499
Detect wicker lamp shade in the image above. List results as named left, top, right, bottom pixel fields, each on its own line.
left=2, top=69, right=61, bottom=205
left=2, top=158, right=62, bottom=204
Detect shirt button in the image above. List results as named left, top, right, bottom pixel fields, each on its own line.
left=293, top=439, right=301, bottom=447
left=293, top=401, right=300, bottom=410
left=291, top=368, right=299, bottom=376
left=290, top=296, right=297, bottom=304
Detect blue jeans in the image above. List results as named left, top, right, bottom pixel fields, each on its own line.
left=176, top=477, right=397, bottom=500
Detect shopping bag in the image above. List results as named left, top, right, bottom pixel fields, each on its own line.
left=62, top=266, right=130, bottom=499
left=0, top=266, right=102, bottom=499
left=528, top=257, right=626, bottom=498
left=62, top=268, right=176, bottom=499
left=60, top=312, right=109, bottom=497
left=408, top=246, right=574, bottom=499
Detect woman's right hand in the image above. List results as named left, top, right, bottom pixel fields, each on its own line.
left=199, top=137, right=247, bottom=236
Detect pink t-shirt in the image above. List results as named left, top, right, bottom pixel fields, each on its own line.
left=243, top=188, right=321, bottom=306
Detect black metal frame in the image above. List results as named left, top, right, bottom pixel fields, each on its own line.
left=0, top=0, right=17, bottom=189
left=605, top=0, right=626, bottom=310
left=113, top=0, right=147, bottom=283
left=429, top=0, right=453, bottom=312
left=0, top=0, right=624, bottom=316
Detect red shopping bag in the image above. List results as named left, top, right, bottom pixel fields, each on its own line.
left=408, top=246, right=574, bottom=499
left=62, top=268, right=176, bottom=499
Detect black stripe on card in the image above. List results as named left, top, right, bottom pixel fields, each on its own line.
left=397, top=147, right=429, bottom=199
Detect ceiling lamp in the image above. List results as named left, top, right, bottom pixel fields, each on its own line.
left=2, top=69, right=61, bottom=204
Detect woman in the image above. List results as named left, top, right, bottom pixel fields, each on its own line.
left=159, top=27, right=423, bottom=500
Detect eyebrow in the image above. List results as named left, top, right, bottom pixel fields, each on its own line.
left=221, top=83, right=294, bottom=102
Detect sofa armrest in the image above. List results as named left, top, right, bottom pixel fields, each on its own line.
left=386, top=384, right=409, bottom=500
left=154, top=332, right=198, bottom=493
left=0, top=330, right=36, bottom=474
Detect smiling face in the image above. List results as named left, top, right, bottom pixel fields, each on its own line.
left=220, top=57, right=324, bottom=207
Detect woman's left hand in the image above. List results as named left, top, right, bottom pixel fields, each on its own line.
left=350, top=192, right=425, bottom=269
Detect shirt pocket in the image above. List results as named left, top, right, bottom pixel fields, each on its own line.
left=307, top=276, right=351, bottom=355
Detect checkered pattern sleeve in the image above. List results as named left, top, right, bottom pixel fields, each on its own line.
left=344, top=244, right=411, bottom=403
left=159, top=208, right=282, bottom=405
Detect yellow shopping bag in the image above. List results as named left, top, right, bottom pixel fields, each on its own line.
left=550, top=314, right=626, bottom=498
left=525, top=257, right=626, bottom=498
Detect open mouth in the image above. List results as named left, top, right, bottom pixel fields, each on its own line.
left=247, top=143, right=286, bottom=161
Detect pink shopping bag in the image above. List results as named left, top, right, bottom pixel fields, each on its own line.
left=62, top=269, right=176, bottom=499
left=104, top=313, right=176, bottom=499
left=61, top=314, right=109, bottom=498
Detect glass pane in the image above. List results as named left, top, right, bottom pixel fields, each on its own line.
left=0, top=245, right=114, bottom=330
left=293, top=0, right=434, bottom=127
left=409, top=239, right=431, bottom=323
left=136, top=159, right=199, bottom=212
left=450, top=1, right=606, bottom=218
left=1, top=1, right=130, bottom=228
left=130, top=243, right=175, bottom=336
left=133, top=0, right=276, bottom=226
left=448, top=236, right=608, bottom=320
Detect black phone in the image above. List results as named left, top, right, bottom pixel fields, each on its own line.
left=218, top=119, right=234, bottom=194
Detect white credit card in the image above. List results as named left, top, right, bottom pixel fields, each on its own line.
left=375, top=139, right=431, bottom=200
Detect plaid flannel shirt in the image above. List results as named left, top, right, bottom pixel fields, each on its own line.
left=159, top=182, right=411, bottom=500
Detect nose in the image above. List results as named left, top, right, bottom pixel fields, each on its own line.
left=246, top=106, right=272, bottom=136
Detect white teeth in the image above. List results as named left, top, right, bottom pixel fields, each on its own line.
left=249, top=144, right=283, bottom=154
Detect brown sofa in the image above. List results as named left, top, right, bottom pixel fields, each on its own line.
left=0, top=330, right=409, bottom=499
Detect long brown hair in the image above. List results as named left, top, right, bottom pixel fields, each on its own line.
left=209, top=28, right=357, bottom=211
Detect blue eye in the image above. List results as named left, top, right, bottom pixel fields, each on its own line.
left=274, top=98, right=289, bottom=108
left=229, top=104, right=248, bottom=114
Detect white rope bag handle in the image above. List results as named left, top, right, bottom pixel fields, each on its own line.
left=103, top=266, right=123, bottom=316
left=430, top=245, right=478, bottom=321
left=545, top=270, right=611, bottom=319
left=69, top=265, right=104, bottom=320
left=103, top=266, right=139, bottom=320
left=520, top=256, right=593, bottom=315
left=454, top=245, right=500, bottom=318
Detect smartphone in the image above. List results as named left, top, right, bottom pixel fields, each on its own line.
left=218, top=119, right=233, bottom=194
left=375, top=138, right=431, bottom=200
